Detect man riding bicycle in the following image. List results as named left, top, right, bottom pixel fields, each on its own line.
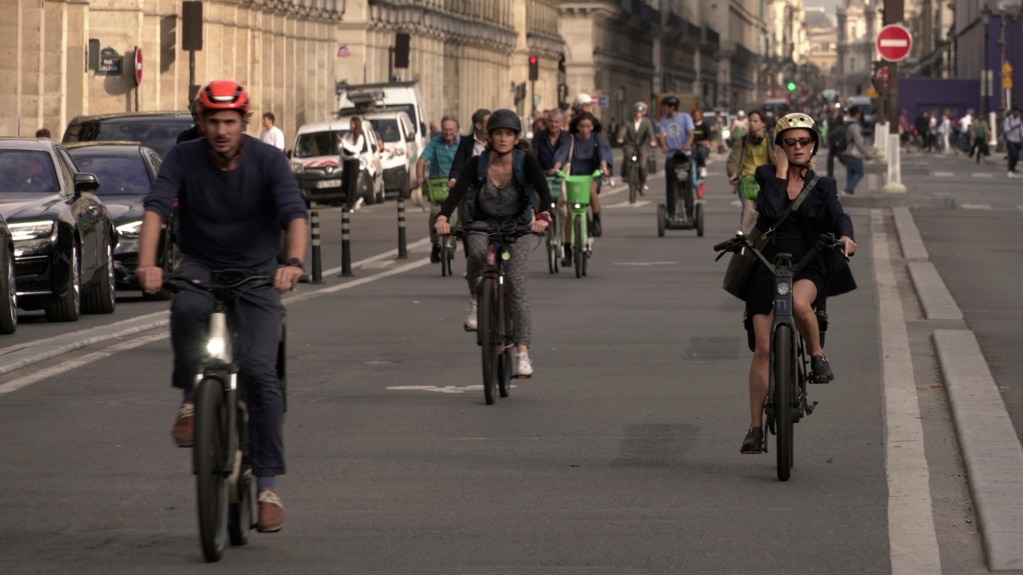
left=616, top=101, right=657, bottom=194
left=137, top=79, right=309, bottom=534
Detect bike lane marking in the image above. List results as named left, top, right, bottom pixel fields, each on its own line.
left=872, top=209, right=943, bottom=572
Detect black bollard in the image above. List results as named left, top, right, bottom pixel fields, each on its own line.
left=310, top=210, right=323, bottom=284
left=397, top=197, right=408, bottom=259
left=340, top=207, right=354, bottom=277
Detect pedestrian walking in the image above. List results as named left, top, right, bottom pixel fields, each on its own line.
left=841, top=106, right=872, bottom=196
left=1003, top=107, right=1022, bottom=177
left=260, top=112, right=286, bottom=152
left=969, top=116, right=990, bottom=163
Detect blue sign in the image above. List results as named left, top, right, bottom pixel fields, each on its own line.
left=599, top=94, right=609, bottom=108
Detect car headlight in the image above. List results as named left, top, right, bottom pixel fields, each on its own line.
left=115, top=220, right=143, bottom=238
left=290, top=161, right=305, bottom=174
left=9, top=221, right=55, bottom=241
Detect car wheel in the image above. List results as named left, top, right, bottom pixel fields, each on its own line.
left=360, top=172, right=377, bottom=205
left=45, top=241, right=81, bottom=322
left=0, top=247, right=18, bottom=334
left=83, top=236, right=116, bottom=314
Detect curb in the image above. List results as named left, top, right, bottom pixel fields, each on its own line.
left=906, top=262, right=963, bottom=321
left=934, top=330, right=1023, bottom=571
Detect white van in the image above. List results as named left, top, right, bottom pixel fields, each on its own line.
left=358, top=110, right=418, bottom=197
left=336, top=81, right=430, bottom=157
left=290, top=118, right=386, bottom=206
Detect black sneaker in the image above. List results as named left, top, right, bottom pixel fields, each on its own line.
left=740, top=427, right=765, bottom=454
left=810, top=355, right=834, bottom=384
left=591, top=217, right=602, bottom=237
left=430, top=244, right=441, bottom=264
left=561, top=245, right=572, bottom=267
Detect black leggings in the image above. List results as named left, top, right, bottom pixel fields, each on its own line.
left=341, top=158, right=361, bottom=206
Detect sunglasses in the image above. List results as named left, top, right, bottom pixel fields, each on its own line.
left=783, top=137, right=814, bottom=148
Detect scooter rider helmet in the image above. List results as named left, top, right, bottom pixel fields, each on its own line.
left=774, top=112, right=820, bottom=158
left=198, top=79, right=251, bottom=115
left=486, top=109, right=522, bottom=134
left=633, top=101, right=647, bottom=112
left=662, top=95, right=680, bottom=109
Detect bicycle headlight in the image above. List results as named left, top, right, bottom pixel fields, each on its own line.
left=206, top=336, right=227, bottom=359
left=9, top=221, right=55, bottom=241
left=776, top=282, right=791, bottom=296
left=116, top=220, right=143, bottom=239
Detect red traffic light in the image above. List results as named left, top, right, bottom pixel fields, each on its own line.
left=528, top=55, right=539, bottom=81
left=529, top=56, right=538, bottom=65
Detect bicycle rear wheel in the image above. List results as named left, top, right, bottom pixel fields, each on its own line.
left=546, top=220, right=559, bottom=274
left=773, top=325, right=795, bottom=481
left=478, top=278, right=499, bottom=405
left=194, top=377, right=229, bottom=562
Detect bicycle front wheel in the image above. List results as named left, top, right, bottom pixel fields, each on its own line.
left=497, top=287, right=513, bottom=397
left=773, top=325, right=795, bottom=481
left=194, top=377, right=230, bottom=562
left=478, top=278, right=499, bottom=405
left=628, top=162, right=639, bottom=204
left=573, top=216, right=584, bottom=279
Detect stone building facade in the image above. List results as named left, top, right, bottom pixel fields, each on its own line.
left=2, top=0, right=768, bottom=142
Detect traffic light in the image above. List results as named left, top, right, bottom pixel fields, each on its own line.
left=529, top=55, right=539, bottom=81
left=786, top=81, right=797, bottom=92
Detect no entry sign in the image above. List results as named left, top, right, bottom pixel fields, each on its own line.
left=876, top=24, right=912, bottom=63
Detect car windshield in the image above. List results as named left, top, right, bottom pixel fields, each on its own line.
left=64, top=117, right=193, bottom=157
left=0, top=150, right=59, bottom=194
left=369, top=119, right=401, bottom=143
left=69, top=153, right=150, bottom=196
left=293, top=130, right=343, bottom=158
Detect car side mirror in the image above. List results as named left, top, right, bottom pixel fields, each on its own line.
left=73, top=172, right=100, bottom=194
left=286, top=149, right=292, bottom=159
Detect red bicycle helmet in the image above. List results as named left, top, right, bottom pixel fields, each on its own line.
left=198, top=80, right=251, bottom=114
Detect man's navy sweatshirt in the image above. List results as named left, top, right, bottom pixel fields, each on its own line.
left=144, top=135, right=308, bottom=270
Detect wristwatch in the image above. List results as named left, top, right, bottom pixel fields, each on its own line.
left=286, top=258, right=304, bottom=270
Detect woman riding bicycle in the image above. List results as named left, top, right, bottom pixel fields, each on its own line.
left=434, top=109, right=553, bottom=378
left=739, top=112, right=857, bottom=454
left=552, top=111, right=612, bottom=261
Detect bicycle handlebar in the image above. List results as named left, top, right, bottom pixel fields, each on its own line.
left=163, top=270, right=275, bottom=295
left=446, top=222, right=538, bottom=240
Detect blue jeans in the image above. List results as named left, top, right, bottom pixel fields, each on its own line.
left=171, top=259, right=286, bottom=477
left=843, top=155, right=865, bottom=195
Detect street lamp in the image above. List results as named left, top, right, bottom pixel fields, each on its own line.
left=982, top=5, right=991, bottom=117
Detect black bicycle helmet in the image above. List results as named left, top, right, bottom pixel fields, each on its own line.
left=662, top=95, right=680, bottom=109
left=486, top=109, right=522, bottom=133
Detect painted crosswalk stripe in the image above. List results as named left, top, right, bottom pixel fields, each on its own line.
left=960, top=203, right=992, bottom=210
left=971, top=173, right=994, bottom=178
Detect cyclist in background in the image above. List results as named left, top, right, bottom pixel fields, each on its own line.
left=416, top=116, right=461, bottom=263
left=176, top=97, right=205, bottom=144
left=658, top=95, right=695, bottom=220
left=552, top=110, right=612, bottom=262
left=726, top=109, right=773, bottom=234
left=531, top=108, right=570, bottom=176
left=691, top=108, right=712, bottom=179
left=434, top=110, right=552, bottom=378
left=738, top=112, right=857, bottom=454
left=616, top=101, right=657, bottom=195
left=449, top=108, right=491, bottom=184
left=137, top=79, right=309, bottom=533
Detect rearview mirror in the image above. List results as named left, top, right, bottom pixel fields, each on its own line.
left=74, top=172, right=100, bottom=194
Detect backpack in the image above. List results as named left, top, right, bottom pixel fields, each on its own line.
left=470, top=148, right=537, bottom=226
left=829, top=123, right=849, bottom=154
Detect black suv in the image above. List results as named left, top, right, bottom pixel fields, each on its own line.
left=63, top=112, right=195, bottom=158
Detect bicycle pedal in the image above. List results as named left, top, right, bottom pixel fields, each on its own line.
left=805, top=401, right=818, bottom=415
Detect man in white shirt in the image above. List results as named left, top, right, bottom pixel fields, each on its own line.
left=1003, top=106, right=1022, bottom=177
left=260, top=112, right=286, bottom=151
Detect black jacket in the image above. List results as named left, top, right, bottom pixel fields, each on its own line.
left=753, top=164, right=857, bottom=297
left=448, top=133, right=480, bottom=183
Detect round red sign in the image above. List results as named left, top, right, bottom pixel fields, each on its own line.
left=876, top=25, right=912, bottom=63
left=135, top=47, right=143, bottom=85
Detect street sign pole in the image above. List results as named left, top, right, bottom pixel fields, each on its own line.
left=881, top=0, right=906, bottom=194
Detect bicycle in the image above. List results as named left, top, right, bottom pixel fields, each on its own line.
left=557, top=169, right=602, bottom=278
left=425, top=177, right=457, bottom=277
left=714, top=232, right=845, bottom=481
left=449, top=222, right=537, bottom=405
left=657, top=151, right=704, bottom=237
left=165, top=270, right=288, bottom=561
left=624, top=149, right=642, bottom=204
left=544, top=175, right=562, bottom=274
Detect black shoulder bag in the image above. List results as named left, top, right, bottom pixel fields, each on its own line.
left=722, top=174, right=820, bottom=300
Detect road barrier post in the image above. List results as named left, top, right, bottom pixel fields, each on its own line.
left=310, top=210, right=323, bottom=284
left=397, top=197, right=408, bottom=259
left=340, top=207, right=354, bottom=277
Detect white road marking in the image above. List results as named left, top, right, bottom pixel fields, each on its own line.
left=933, top=171, right=955, bottom=177
left=971, top=173, right=994, bottom=178
left=872, top=209, right=942, bottom=572
left=0, top=332, right=168, bottom=395
left=387, top=384, right=516, bottom=394
left=1018, top=205, right=1023, bottom=211
left=961, top=203, right=993, bottom=210
left=612, top=261, right=677, bottom=266
left=604, top=201, right=651, bottom=209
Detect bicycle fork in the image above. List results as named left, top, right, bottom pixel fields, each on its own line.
left=197, top=311, right=243, bottom=487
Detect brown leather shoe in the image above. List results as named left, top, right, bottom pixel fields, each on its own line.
left=171, top=402, right=194, bottom=447
left=257, top=489, right=286, bottom=533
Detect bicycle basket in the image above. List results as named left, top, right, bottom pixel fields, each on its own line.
left=545, top=176, right=564, bottom=201
left=425, top=177, right=450, bottom=205
left=739, top=174, right=760, bottom=200
left=563, top=174, right=593, bottom=206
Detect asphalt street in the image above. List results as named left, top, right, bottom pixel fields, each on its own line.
left=0, top=148, right=1017, bottom=573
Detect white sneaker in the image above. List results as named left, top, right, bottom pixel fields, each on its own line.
left=1009, top=171, right=1016, bottom=178
left=464, top=300, right=478, bottom=331
left=698, top=167, right=707, bottom=178
left=515, top=352, right=533, bottom=379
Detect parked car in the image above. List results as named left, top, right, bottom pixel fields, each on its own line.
left=0, top=138, right=118, bottom=322
left=66, top=141, right=179, bottom=300
left=362, top=110, right=418, bottom=197
left=62, top=111, right=194, bottom=158
left=290, top=119, right=386, bottom=206
left=0, top=215, right=17, bottom=334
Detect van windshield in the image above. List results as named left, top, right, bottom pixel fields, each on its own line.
left=369, top=119, right=401, bottom=143
left=340, top=104, right=418, bottom=132
left=293, top=131, right=342, bottom=158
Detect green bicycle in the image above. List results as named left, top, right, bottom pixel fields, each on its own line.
left=558, top=170, right=602, bottom=278
left=425, top=177, right=457, bottom=277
